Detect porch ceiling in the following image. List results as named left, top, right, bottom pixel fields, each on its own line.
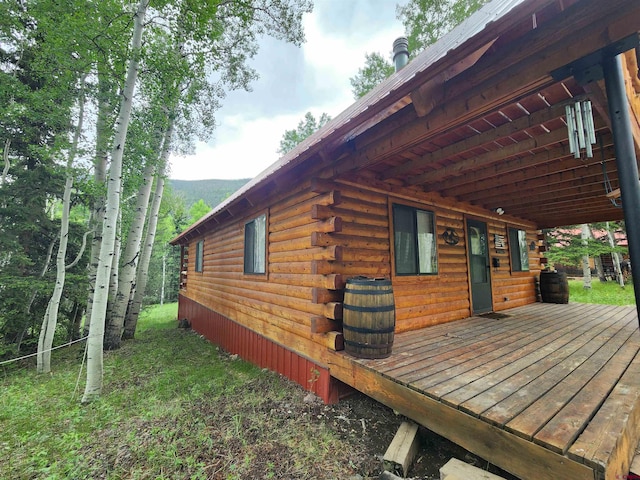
left=334, top=0, right=640, bottom=229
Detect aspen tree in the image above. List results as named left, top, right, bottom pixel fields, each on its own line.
left=82, top=0, right=149, bottom=403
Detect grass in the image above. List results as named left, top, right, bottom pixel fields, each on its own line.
left=0, top=304, right=374, bottom=480
left=568, top=278, right=636, bottom=305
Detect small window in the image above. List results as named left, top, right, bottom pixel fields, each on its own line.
left=393, top=204, right=438, bottom=275
left=509, top=228, right=529, bottom=272
left=244, top=213, right=266, bottom=274
left=195, top=240, right=204, bottom=273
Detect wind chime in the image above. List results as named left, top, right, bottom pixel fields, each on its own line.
left=566, top=100, right=622, bottom=206
left=565, top=100, right=596, bottom=158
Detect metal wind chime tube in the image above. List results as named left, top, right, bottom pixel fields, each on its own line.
left=566, top=100, right=596, bottom=159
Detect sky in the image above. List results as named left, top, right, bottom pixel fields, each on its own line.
left=168, top=0, right=406, bottom=181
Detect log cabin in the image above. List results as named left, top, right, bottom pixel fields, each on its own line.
left=171, top=1, right=640, bottom=478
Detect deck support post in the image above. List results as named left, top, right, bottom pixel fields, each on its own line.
left=603, top=54, right=640, bottom=328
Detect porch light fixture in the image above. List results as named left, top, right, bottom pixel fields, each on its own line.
left=495, top=207, right=504, bottom=215
left=566, top=100, right=596, bottom=158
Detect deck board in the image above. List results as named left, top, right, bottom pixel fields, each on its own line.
left=469, top=308, right=634, bottom=427
left=568, top=348, right=640, bottom=476
left=534, top=329, right=639, bottom=453
left=419, top=305, right=606, bottom=402
left=503, top=313, right=635, bottom=437
left=326, top=302, right=640, bottom=480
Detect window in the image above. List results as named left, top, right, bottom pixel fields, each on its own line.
left=195, top=240, right=204, bottom=273
left=393, top=204, right=438, bottom=275
left=509, top=228, right=529, bottom=272
left=244, top=213, right=266, bottom=274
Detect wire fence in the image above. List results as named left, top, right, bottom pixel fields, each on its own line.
left=0, top=335, right=89, bottom=366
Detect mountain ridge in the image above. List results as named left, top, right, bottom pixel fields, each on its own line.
left=169, top=178, right=251, bottom=209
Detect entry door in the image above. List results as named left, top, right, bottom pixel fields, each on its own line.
left=466, top=219, right=493, bottom=314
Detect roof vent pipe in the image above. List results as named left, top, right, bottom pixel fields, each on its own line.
left=393, top=37, right=409, bottom=72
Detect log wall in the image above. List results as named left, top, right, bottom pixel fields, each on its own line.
left=178, top=175, right=543, bottom=395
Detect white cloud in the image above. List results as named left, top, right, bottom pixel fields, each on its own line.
left=168, top=2, right=404, bottom=181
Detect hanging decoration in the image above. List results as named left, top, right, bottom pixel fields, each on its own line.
left=599, top=134, right=622, bottom=208
left=565, top=100, right=596, bottom=159
left=442, top=228, right=460, bottom=245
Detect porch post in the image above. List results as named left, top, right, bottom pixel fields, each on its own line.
left=602, top=54, right=640, bottom=327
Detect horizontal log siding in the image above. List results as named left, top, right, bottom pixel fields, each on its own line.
left=489, top=220, right=541, bottom=312
left=179, top=180, right=347, bottom=394
left=180, top=174, right=542, bottom=378
left=331, top=178, right=540, bottom=332
left=320, top=186, right=391, bottom=280
left=393, top=207, right=471, bottom=332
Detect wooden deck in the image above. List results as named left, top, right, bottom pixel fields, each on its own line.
left=324, top=302, right=640, bottom=480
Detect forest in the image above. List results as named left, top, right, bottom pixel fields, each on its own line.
left=0, top=0, right=313, bottom=402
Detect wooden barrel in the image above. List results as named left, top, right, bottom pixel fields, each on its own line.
left=343, top=277, right=395, bottom=359
left=539, top=271, right=569, bottom=304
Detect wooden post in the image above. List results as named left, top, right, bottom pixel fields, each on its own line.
left=383, top=421, right=420, bottom=477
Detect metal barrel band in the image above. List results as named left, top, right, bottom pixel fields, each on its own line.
left=344, top=339, right=393, bottom=349
left=343, top=324, right=395, bottom=334
left=345, top=288, right=393, bottom=295
left=343, top=304, right=395, bottom=313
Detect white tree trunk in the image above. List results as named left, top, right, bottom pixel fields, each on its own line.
left=37, top=76, right=86, bottom=373
left=587, top=225, right=606, bottom=282
left=84, top=70, right=113, bottom=337
left=606, top=222, right=625, bottom=288
left=581, top=223, right=592, bottom=289
left=123, top=121, right=172, bottom=339
left=37, top=178, right=72, bottom=373
left=160, top=250, right=166, bottom=306
left=82, top=0, right=148, bottom=403
left=2, top=139, right=10, bottom=185
left=105, top=216, right=122, bottom=328
left=104, top=160, right=155, bottom=349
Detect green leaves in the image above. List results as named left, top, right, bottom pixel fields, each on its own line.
left=278, top=112, right=331, bottom=155
left=349, top=0, right=490, bottom=99
left=350, top=52, right=395, bottom=99
left=397, top=0, right=489, bottom=53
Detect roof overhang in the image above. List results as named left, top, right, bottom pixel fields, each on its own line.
left=172, top=0, right=640, bottom=245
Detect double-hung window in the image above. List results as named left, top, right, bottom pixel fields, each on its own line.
left=195, top=240, right=204, bottom=273
left=393, top=204, right=438, bottom=275
left=509, top=227, right=529, bottom=272
left=244, top=213, right=267, bottom=274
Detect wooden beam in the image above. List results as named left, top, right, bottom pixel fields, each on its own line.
left=333, top=0, right=640, bottom=177
left=322, top=351, right=594, bottom=480
left=384, top=100, right=573, bottom=180
left=434, top=146, right=615, bottom=198
left=410, top=117, right=605, bottom=186
left=310, top=316, right=341, bottom=334
left=458, top=163, right=614, bottom=205
left=411, top=40, right=496, bottom=118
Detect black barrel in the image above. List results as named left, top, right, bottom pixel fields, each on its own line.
left=343, top=277, right=395, bottom=359
left=539, top=271, right=569, bottom=304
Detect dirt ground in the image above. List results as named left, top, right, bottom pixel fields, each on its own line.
left=309, top=386, right=519, bottom=480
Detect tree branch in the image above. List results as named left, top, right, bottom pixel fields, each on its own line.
left=2, top=139, right=10, bottom=185
left=66, top=229, right=95, bottom=270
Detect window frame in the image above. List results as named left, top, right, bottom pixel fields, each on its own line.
left=194, top=240, right=204, bottom=273
left=508, top=226, right=530, bottom=273
left=243, top=212, right=268, bottom=275
left=391, top=203, right=439, bottom=276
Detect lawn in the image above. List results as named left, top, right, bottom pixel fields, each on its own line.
left=2, top=287, right=635, bottom=479
left=568, top=278, right=636, bottom=305
left=0, top=304, right=385, bottom=480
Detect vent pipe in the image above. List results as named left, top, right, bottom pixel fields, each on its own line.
left=393, top=37, right=409, bottom=72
